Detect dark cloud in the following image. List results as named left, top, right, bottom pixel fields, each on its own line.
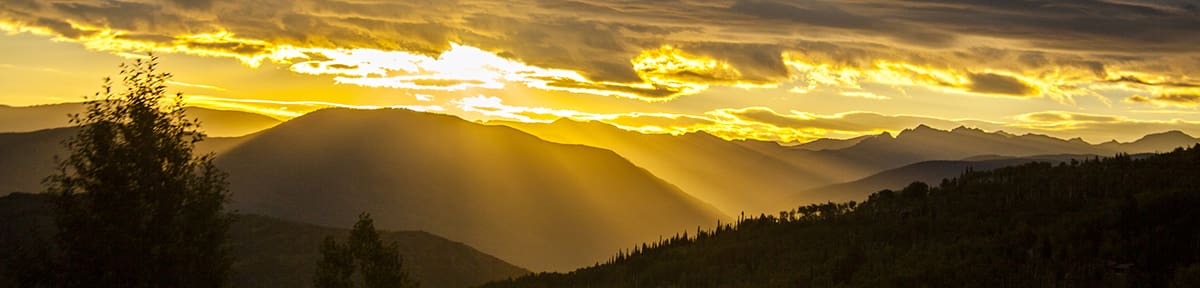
left=1157, top=93, right=1200, bottom=104
left=534, top=77, right=686, bottom=99
left=33, top=18, right=95, bottom=38
left=326, top=64, right=357, bottom=70
left=966, top=73, right=1037, bottom=97
left=1106, top=75, right=1200, bottom=88
left=169, top=0, right=215, bottom=10
left=1125, top=91, right=1200, bottom=107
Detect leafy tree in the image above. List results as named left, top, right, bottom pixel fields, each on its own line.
left=42, top=56, right=233, bottom=288
left=315, top=213, right=418, bottom=288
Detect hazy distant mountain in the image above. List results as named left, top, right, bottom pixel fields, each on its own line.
left=0, top=103, right=280, bottom=137
left=216, top=109, right=723, bottom=272
left=0, top=193, right=528, bottom=288
left=0, top=128, right=75, bottom=194
left=1099, top=130, right=1200, bottom=154
left=499, top=120, right=1200, bottom=214
left=496, top=119, right=862, bottom=215
left=0, top=127, right=248, bottom=195
left=795, top=154, right=1103, bottom=204
left=791, top=134, right=874, bottom=151
left=809, top=125, right=1200, bottom=174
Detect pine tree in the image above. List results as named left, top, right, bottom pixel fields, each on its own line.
left=43, top=56, right=233, bottom=288
left=315, top=213, right=418, bottom=288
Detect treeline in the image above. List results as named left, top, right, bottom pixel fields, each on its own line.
left=482, top=146, right=1200, bottom=287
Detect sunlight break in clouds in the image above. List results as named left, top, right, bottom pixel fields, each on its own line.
left=3, top=0, right=1200, bottom=143
left=184, top=95, right=445, bottom=119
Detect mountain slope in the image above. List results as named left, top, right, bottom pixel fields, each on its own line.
left=483, top=146, right=1200, bottom=287
left=496, top=119, right=867, bottom=215
left=0, top=127, right=249, bottom=195
left=796, top=154, right=1100, bottom=204
left=499, top=120, right=1200, bottom=214
left=0, top=103, right=280, bottom=137
left=216, top=108, right=724, bottom=271
left=0, top=193, right=528, bottom=288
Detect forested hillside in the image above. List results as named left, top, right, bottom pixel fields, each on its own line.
left=0, top=193, right=529, bottom=288
left=484, top=146, right=1200, bottom=287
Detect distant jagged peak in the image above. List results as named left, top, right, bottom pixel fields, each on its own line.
left=548, top=117, right=584, bottom=125
left=896, top=124, right=944, bottom=138
left=950, top=125, right=989, bottom=136
left=1067, top=137, right=1089, bottom=145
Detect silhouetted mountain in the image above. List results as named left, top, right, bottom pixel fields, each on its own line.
left=791, top=134, right=875, bottom=151
left=216, top=109, right=724, bottom=271
left=0, top=127, right=248, bottom=195
left=483, top=146, right=1200, bottom=287
left=1102, top=130, right=1200, bottom=153
left=0, top=103, right=280, bottom=137
left=796, top=154, right=1105, bottom=204
left=0, top=128, right=75, bottom=194
left=0, top=193, right=528, bottom=288
left=496, top=119, right=859, bottom=215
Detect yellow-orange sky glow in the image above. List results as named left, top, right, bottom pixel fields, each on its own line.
left=2, top=0, right=1200, bottom=142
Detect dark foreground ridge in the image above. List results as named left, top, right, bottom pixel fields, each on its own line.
left=0, top=194, right=529, bottom=288
left=483, top=146, right=1200, bottom=287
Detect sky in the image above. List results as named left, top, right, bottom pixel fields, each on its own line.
left=2, top=0, right=1199, bottom=143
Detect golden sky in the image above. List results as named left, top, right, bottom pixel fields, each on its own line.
left=2, top=0, right=1199, bottom=142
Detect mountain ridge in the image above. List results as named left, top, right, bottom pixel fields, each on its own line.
left=0, top=102, right=280, bottom=137
left=215, top=108, right=725, bottom=272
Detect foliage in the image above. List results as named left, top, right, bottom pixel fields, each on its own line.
left=36, top=56, right=233, bottom=288
left=483, top=147, right=1200, bottom=287
left=316, top=213, right=418, bottom=288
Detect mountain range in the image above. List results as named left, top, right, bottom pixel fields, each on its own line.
left=2, top=106, right=1199, bottom=273
left=795, top=154, right=1107, bottom=204
left=497, top=120, right=1200, bottom=213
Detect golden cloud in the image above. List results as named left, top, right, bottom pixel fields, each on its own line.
left=1125, top=88, right=1200, bottom=108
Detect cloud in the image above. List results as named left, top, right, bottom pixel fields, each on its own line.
left=1124, top=88, right=1200, bottom=107
left=3, top=0, right=1198, bottom=103
left=966, top=73, right=1038, bottom=97
left=1009, top=110, right=1200, bottom=142
left=184, top=95, right=444, bottom=119
left=1016, top=111, right=1123, bottom=124
left=711, top=107, right=962, bottom=133
left=839, top=91, right=890, bottom=100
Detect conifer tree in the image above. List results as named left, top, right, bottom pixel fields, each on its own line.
left=315, top=213, right=418, bottom=288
